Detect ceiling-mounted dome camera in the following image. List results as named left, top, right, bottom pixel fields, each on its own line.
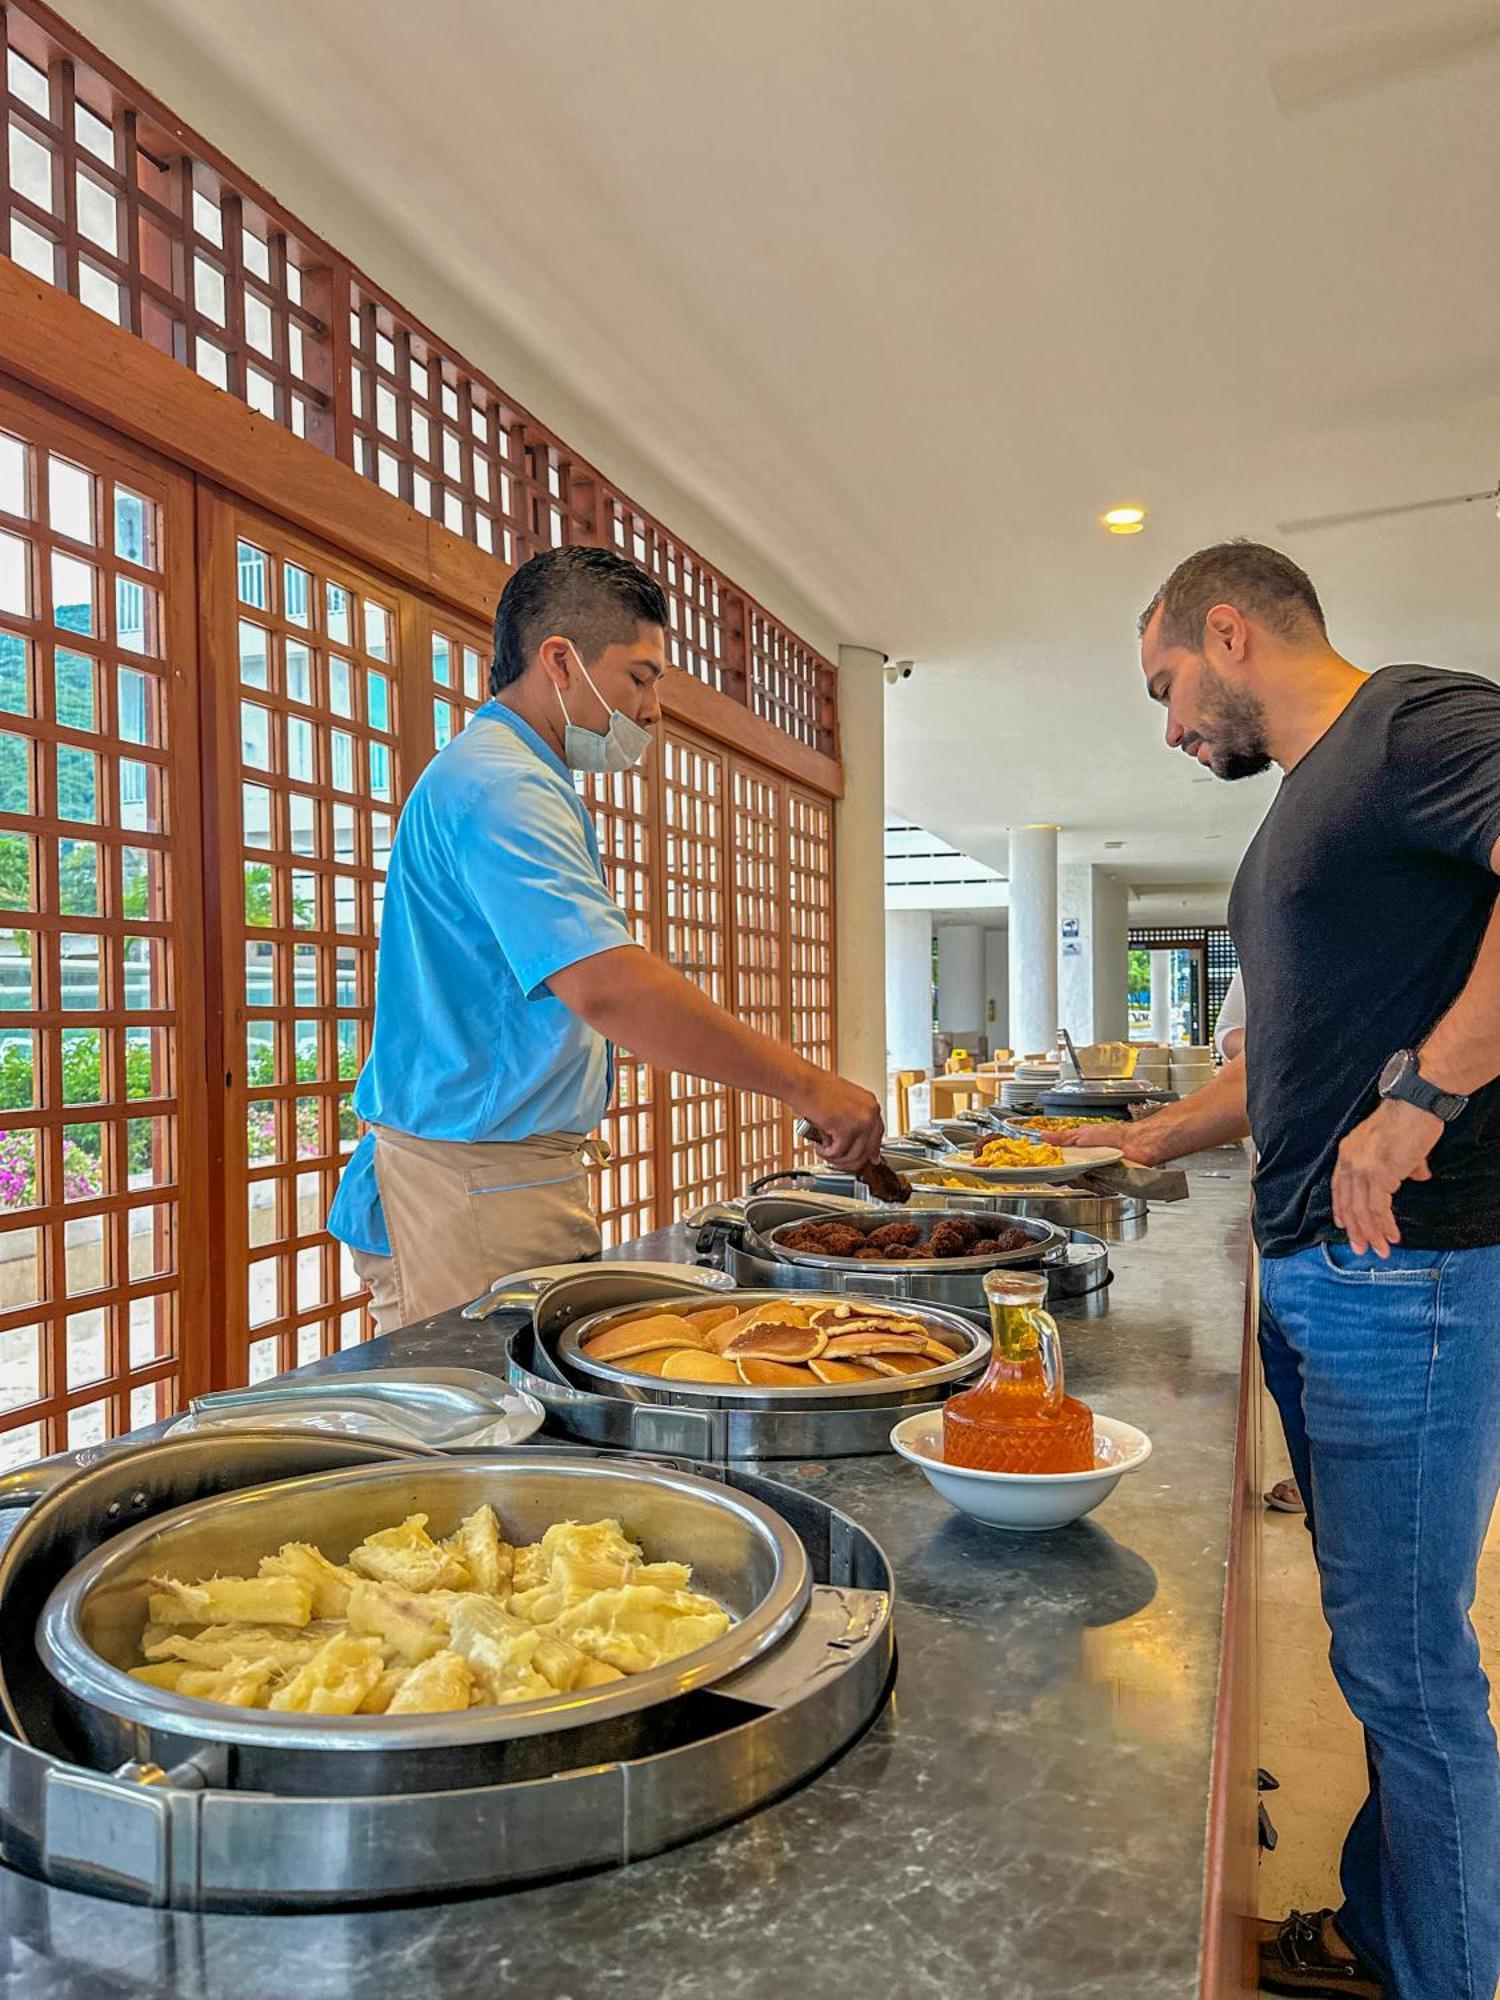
left=884, top=659, right=916, bottom=685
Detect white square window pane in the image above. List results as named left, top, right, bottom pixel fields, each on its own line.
left=7, top=51, right=50, bottom=116
left=192, top=187, right=223, bottom=246
left=242, top=229, right=270, bottom=281
left=244, top=291, right=274, bottom=357
left=8, top=125, right=54, bottom=211
left=74, top=102, right=117, bottom=167
left=75, top=173, right=117, bottom=255
left=195, top=340, right=229, bottom=390
left=194, top=256, right=226, bottom=325
left=10, top=218, right=56, bottom=285
left=78, top=263, right=121, bottom=324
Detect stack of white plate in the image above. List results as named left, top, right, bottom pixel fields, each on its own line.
left=1170, top=1045, right=1215, bottom=1094
left=1131, top=1047, right=1173, bottom=1085
left=1001, top=1061, right=1061, bottom=1110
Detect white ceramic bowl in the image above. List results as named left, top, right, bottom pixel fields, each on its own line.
left=890, top=1409, right=1153, bottom=1531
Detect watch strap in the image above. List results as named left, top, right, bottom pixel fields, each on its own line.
left=1383, top=1054, right=1468, bottom=1122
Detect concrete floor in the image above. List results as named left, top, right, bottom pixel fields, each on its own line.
left=1256, top=1389, right=1500, bottom=1971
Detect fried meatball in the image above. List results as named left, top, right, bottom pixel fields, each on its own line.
left=816, top=1225, right=868, bottom=1258
left=867, top=1221, right=921, bottom=1251
left=969, top=1237, right=1001, bottom=1257
left=780, top=1226, right=821, bottom=1252
left=926, top=1221, right=970, bottom=1259
left=992, top=1227, right=1030, bottom=1254
left=855, top=1247, right=886, bottom=1261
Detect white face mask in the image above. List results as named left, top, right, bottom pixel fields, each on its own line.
left=554, top=643, right=653, bottom=774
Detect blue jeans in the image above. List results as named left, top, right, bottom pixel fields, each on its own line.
left=1259, top=1240, right=1500, bottom=2000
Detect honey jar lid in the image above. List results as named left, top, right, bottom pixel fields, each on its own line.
left=982, top=1267, right=1048, bottom=1307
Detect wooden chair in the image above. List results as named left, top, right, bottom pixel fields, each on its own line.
left=891, top=1068, right=927, bottom=1134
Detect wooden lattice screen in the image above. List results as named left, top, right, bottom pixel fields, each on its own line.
left=0, top=0, right=838, bottom=754
left=0, top=0, right=843, bottom=1467
left=0, top=380, right=208, bottom=1465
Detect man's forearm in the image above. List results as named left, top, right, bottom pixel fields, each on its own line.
left=1123, top=1055, right=1249, bottom=1166
left=550, top=946, right=819, bottom=1101
left=1416, top=893, right=1500, bottom=1095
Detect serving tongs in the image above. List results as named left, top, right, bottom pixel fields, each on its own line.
left=793, top=1118, right=913, bottom=1205
left=184, top=1367, right=537, bottom=1446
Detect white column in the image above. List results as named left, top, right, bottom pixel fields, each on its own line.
left=885, top=909, right=933, bottom=1073
left=1150, top=953, right=1174, bottom=1043
left=1008, top=824, right=1059, bottom=1057
left=1059, top=864, right=1130, bottom=1043
left=935, top=924, right=984, bottom=1041
left=1090, top=873, right=1130, bottom=1041
left=834, top=645, right=887, bottom=1096
left=983, top=928, right=1009, bottom=1051
left=1057, top=861, right=1093, bottom=1042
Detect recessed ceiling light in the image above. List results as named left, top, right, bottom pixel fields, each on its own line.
left=1103, top=839, right=1124, bottom=849
left=1102, top=505, right=1147, bottom=535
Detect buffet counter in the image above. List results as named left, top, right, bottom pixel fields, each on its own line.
left=0, top=1148, right=1258, bottom=2000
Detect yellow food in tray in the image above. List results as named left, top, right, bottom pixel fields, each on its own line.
left=581, top=1298, right=955, bottom=1390
left=128, top=1507, right=730, bottom=1718
left=966, top=1136, right=1065, bottom=1168
left=1013, top=1115, right=1119, bottom=1134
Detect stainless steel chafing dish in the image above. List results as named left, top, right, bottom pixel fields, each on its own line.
left=556, top=1290, right=984, bottom=1401
left=695, top=1194, right=1112, bottom=1320
left=37, top=1455, right=809, bottom=1793
left=749, top=1165, right=1151, bottom=1244
left=0, top=1431, right=894, bottom=1909
left=455, top=1265, right=993, bottom=1461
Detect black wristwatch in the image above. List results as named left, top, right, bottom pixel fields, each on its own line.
left=1378, top=1048, right=1469, bottom=1123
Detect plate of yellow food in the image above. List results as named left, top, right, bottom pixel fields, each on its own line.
left=940, top=1136, right=1123, bottom=1184
left=1006, top=1115, right=1124, bottom=1135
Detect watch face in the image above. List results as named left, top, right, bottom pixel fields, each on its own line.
left=1379, top=1050, right=1409, bottom=1093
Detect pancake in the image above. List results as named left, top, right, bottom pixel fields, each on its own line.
left=808, top=1357, right=881, bottom=1385
left=735, top=1357, right=814, bottom=1388
left=584, top=1313, right=704, bottom=1362
left=658, top=1349, right=741, bottom=1384
left=723, top=1323, right=827, bottom=1363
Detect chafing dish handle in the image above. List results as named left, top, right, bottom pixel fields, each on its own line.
left=0, top=1454, right=81, bottom=1512
left=0, top=1442, right=131, bottom=1512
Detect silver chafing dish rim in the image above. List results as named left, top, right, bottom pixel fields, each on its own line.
left=36, top=1453, right=810, bottom=1754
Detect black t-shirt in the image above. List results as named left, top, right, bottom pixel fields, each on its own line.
left=1230, top=663, right=1500, bottom=1257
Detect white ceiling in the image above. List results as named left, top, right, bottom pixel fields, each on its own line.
left=59, top=0, right=1500, bottom=915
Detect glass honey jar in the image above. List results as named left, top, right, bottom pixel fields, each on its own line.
left=942, top=1268, right=1095, bottom=1475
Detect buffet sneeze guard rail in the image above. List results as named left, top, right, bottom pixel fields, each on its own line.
left=0, top=391, right=842, bottom=1460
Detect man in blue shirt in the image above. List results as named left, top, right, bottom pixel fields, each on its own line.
left=329, top=545, right=883, bottom=1330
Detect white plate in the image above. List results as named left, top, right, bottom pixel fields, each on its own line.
left=890, top=1409, right=1152, bottom=1530
left=940, top=1145, right=1123, bottom=1184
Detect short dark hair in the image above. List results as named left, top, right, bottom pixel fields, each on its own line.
left=1139, top=540, right=1326, bottom=649
left=490, top=545, right=668, bottom=694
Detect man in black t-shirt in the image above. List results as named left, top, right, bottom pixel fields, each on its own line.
left=1137, top=543, right=1500, bottom=2000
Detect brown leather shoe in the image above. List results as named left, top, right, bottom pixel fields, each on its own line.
left=1258, top=1908, right=1384, bottom=1997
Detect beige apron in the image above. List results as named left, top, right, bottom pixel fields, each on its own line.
left=350, top=1126, right=602, bottom=1335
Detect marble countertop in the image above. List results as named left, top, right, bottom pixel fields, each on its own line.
left=1, top=1153, right=1252, bottom=2000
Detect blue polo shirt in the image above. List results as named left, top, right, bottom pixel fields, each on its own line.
left=327, top=703, right=635, bottom=1255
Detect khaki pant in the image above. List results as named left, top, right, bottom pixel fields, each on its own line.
left=350, top=1126, right=601, bottom=1335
